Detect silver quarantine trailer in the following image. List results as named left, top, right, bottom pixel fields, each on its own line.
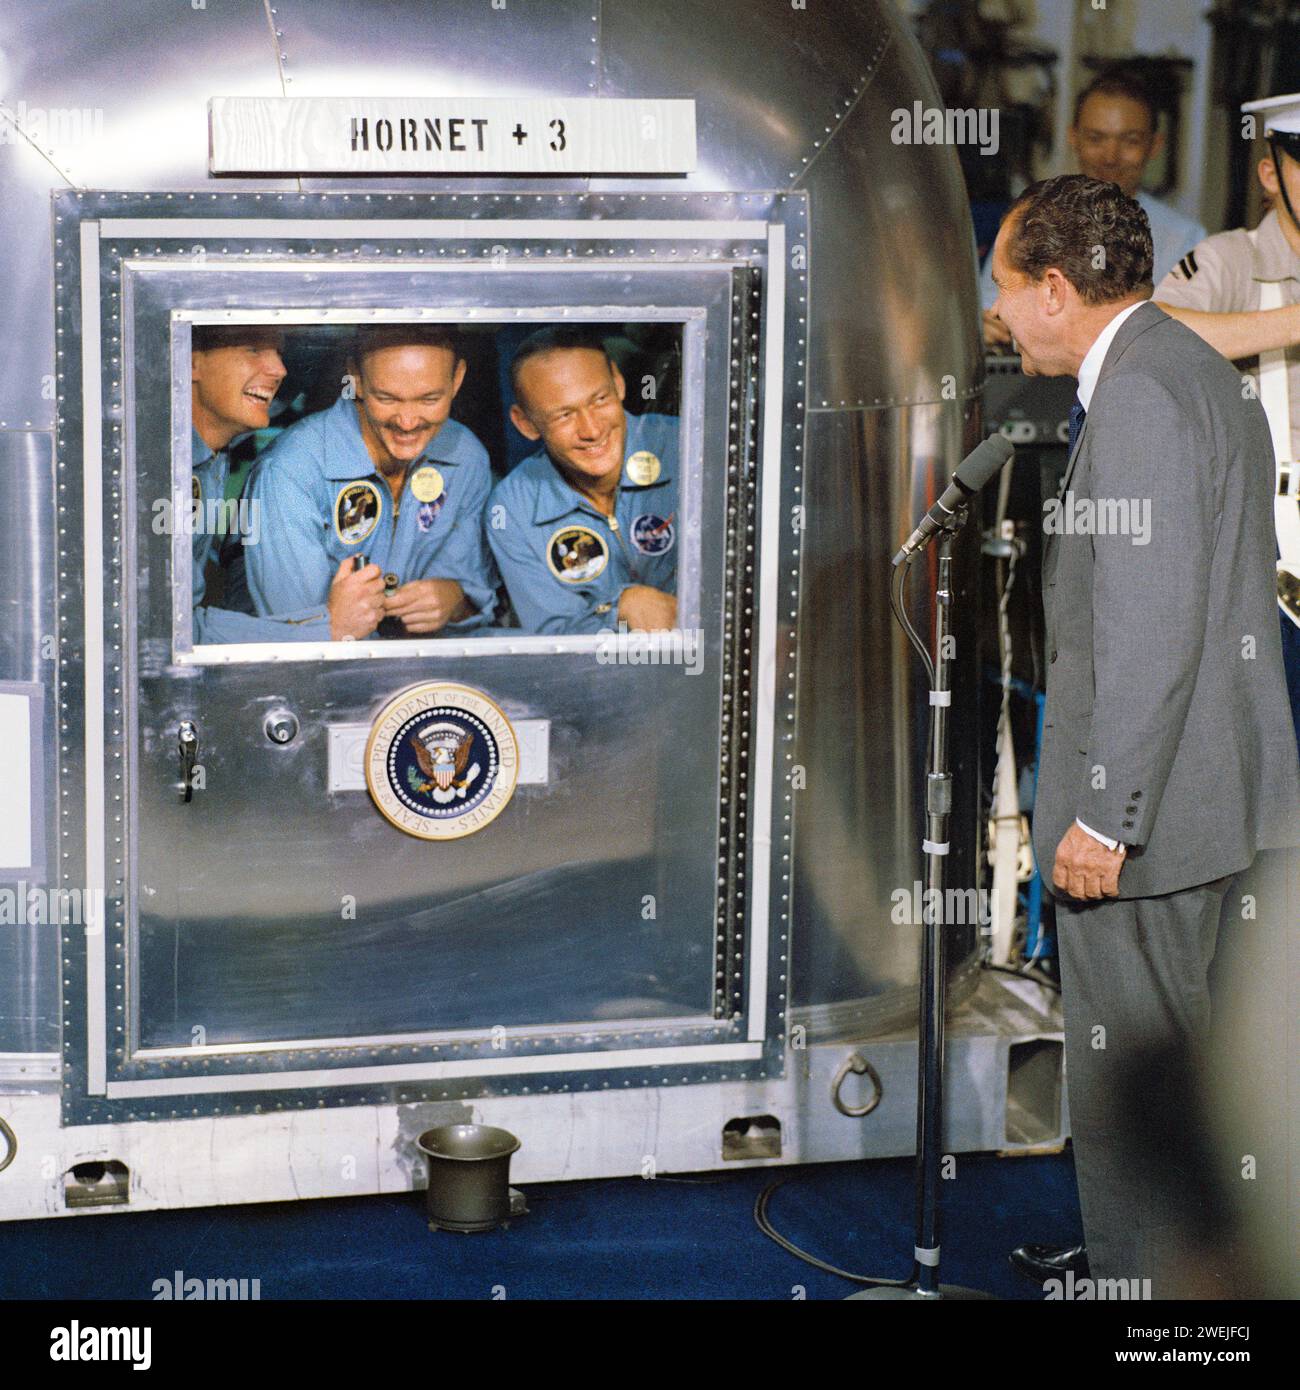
left=0, top=0, right=1061, bottom=1220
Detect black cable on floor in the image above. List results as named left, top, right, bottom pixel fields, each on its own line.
left=753, top=1175, right=911, bottom=1288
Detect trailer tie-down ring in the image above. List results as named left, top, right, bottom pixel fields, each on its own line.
left=0, top=1112, right=16, bottom=1174
left=830, top=1052, right=883, bottom=1118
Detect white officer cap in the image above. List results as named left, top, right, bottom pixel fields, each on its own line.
left=1242, top=93, right=1300, bottom=144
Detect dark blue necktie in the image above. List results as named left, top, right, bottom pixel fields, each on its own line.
left=1068, top=398, right=1086, bottom=455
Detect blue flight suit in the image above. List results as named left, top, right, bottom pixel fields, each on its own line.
left=190, top=429, right=330, bottom=643
left=244, top=395, right=497, bottom=632
left=487, top=412, right=679, bottom=634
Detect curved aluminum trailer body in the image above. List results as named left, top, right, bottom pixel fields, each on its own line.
left=0, top=0, right=1063, bottom=1219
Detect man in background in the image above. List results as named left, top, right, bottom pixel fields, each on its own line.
left=982, top=68, right=1205, bottom=349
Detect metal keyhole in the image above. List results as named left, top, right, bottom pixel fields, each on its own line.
left=264, top=709, right=299, bottom=746
left=177, top=720, right=199, bottom=803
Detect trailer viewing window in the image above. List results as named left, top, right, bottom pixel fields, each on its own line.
left=174, top=316, right=696, bottom=656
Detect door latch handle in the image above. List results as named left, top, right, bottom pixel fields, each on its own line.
left=177, top=720, right=199, bottom=803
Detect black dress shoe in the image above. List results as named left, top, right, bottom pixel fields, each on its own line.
left=1009, top=1243, right=1090, bottom=1283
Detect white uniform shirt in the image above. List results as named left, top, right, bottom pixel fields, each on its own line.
left=1154, top=208, right=1300, bottom=463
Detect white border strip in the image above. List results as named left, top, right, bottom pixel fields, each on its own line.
left=107, top=1040, right=764, bottom=1097
left=144, top=265, right=746, bottom=281
left=745, top=222, right=786, bottom=1041
left=102, top=217, right=769, bottom=241
left=171, top=300, right=712, bottom=313
left=137, top=1010, right=717, bottom=1058
left=80, top=222, right=108, bottom=1095
left=176, top=632, right=703, bottom=665
left=0, top=1051, right=61, bottom=1083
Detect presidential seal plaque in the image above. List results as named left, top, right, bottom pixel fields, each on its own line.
left=364, top=682, right=519, bottom=840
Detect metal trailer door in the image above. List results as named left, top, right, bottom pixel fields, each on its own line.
left=55, top=191, right=807, bottom=1124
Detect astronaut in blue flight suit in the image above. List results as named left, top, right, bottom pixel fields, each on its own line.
left=488, top=327, right=680, bottom=635
left=245, top=324, right=497, bottom=640
left=188, top=324, right=334, bottom=643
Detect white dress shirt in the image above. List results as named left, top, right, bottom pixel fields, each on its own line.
left=1075, top=299, right=1146, bottom=410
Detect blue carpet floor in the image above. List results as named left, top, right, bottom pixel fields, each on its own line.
left=0, top=1150, right=1082, bottom=1300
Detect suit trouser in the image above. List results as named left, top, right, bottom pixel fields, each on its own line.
left=1055, top=875, right=1235, bottom=1296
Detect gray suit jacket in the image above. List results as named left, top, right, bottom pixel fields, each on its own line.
left=1033, top=300, right=1300, bottom=899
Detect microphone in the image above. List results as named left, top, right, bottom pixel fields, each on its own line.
left=892, top=434, right=1014, bottom=566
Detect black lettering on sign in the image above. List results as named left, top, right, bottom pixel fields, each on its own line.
left=347, top=110, right=499, bottom=157
left=549, top=118, right=566, bottom=152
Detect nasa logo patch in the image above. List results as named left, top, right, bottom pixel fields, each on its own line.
left=630, top=513, right=675, bottom=555
left=334, top=480, right=383, bottom=545
left=365, top=682, right=519, bottom=841
left=546, top=524, right=609, bottom=583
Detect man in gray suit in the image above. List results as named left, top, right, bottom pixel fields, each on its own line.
left=987, top=174, right=1300, bottom=1295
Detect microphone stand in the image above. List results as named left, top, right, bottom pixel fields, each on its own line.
left=849, top=514, right=991, bottom=1301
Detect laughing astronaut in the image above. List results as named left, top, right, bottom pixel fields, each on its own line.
left=189, top=324, right=333, bottom=642
left=488, top=326, right=680, bottom=634
left=244, top=324, right=497, bottom=640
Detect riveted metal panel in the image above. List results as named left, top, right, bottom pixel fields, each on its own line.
left=796, top=44, right=984, bottom=409
left=0, top=431, right=60, bottom=1053
left=791, top=402, right=983, bottom=1023
left=273, top=0, right=603, bottom=194
left=0, top=0, right=286, bottom=425
left=53, top=189, right=807, bottom=1124
left=596, top=0, right=892, bottom=193
left=0, top=0, right=988, bottom=1089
